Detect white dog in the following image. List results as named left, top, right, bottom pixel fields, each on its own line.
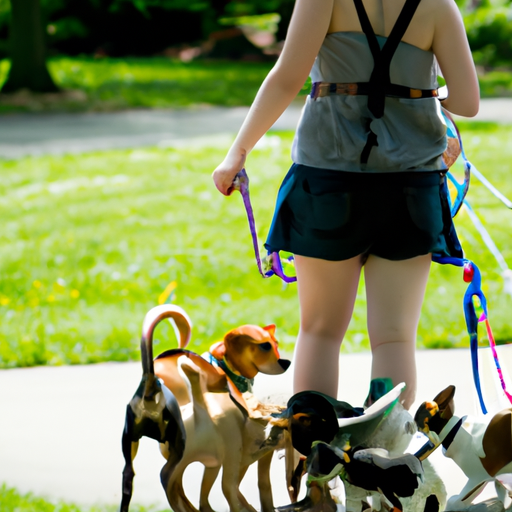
left=415, top=385, right=512, bottom=511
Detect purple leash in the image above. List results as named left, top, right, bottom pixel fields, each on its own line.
left=233, top=169, right=297, bottom=283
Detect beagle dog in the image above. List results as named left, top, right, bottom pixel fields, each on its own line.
left=153, top=320, right=290, bottom=408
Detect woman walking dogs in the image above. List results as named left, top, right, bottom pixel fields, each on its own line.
left=212, top=0, right=479, bottom=410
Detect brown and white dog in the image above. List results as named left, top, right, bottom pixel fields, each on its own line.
left=414, top=385, right=512, bottom=511
left=120, top=304, right=292, bottom=512
left=153, top=318, right=290, bottom=409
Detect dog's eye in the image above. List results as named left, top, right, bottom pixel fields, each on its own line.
left=259, top=342, right=272, bottom=352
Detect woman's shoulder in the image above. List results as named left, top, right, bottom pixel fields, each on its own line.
left=420, top=0, right=463, bottom=22
left=404, top=0, right=462, bottom=51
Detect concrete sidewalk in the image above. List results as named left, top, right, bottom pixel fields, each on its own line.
left=0, top=105, right=298, bottom=159
left=1, top=345, right=511, bottom=510
left=0, top=98, right=511, bottom=159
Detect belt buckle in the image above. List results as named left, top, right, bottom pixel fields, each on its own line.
left=336, top=83, right=358, bottom=95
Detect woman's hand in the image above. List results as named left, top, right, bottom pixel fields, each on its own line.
left=212, top=150, right=246, bottom=196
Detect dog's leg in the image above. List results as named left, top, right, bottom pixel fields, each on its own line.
left=120, top=405, right=140, bottom=512
left=120, top=441, right=138, bottom=512
left=257, top=452, right=275, bottom=512
left=236, top=492, right=257, bottom=512
left=235, top=465, right=258, bottom=512
left=277, top=481, right=337, bottom=512
left=447, top=481, right=490, bottom=511
left=221, top=446, right=257, bottom=512
left=215, top=434, right=256, bottom=512
left=199, top=466, right=221, bottom=512
left=161, top=459, right=199, bottom=512
left=495, top=480, right=512, bottom=510
left=160, top=419, right=194, bottom=512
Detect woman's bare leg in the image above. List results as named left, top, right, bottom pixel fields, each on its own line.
left=293, top=254, right=363, bottom=397
left=364, top=254, right=431, bottom=409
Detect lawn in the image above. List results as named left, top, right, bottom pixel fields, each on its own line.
left=0, top=57, right=287, bottom=113
left=0, top=484, right=162, bottom=512
left=0, top=124, right=511, bottom=369
left=0, top=57, right=510, bottom=113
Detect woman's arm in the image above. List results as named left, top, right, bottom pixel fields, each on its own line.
left=212, top=0, right=334, bottom=195
left=432, top=0, right=479, bottom=117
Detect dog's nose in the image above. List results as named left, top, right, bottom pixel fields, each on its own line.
left=279, top=359, right=291, bottom=372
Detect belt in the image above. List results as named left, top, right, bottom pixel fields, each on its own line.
left=310, top=81, right=439, bottom=100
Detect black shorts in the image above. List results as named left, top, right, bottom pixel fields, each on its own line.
left=264, top=163, right=463, bottom=261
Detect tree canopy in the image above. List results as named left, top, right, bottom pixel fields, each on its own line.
left=0, top=0, right=510, bottom=66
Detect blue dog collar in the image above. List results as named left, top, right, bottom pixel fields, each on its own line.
left=202, top=351, right=254, bottom=393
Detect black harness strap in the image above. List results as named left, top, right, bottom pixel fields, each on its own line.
left=352, top=0, right=381, bottom=63
left=352, top=0, right=423, bottom=163
left=360, top=128, right=378, bottom=164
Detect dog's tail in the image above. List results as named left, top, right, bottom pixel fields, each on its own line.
left=141, top=304, right=193, bottom=376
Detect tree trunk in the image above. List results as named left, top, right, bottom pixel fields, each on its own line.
left=1, top=0, right=59, bottom=93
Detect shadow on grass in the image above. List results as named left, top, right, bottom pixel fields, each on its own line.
left=0, top=57, right=311, bottom=113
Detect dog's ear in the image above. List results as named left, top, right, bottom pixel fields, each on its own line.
left=210, top=341, right=226, bottom=360
left=224, top=325, right=272, bottom=346
left=433, top=385, right=456, bottom=419
left=263, top=324, right=277, bottom=341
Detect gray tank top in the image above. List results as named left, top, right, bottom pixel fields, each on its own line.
left=291, top=32, right=448, bottom=173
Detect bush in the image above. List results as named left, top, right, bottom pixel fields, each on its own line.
left=464, top=0, right=512, bottom=68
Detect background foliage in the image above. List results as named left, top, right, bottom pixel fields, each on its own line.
left=462, top=0, right=512, bottom=67
left=0, top=0, right=294, bottom=58
left=0, top=0, right=511, bottom=68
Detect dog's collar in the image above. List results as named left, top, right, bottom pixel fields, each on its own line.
left=218, top=357, right=254, bottom=393
left=203, top=352, right=254, bottom=393
left=439, top=415, right=466, bottom=450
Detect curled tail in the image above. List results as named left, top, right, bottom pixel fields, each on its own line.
left=140, top=304, right=193, bottom=378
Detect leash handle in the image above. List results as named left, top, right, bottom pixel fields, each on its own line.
left=232, top=169, right=265, bottom=276
left=233, top=169, right=297, bottom=283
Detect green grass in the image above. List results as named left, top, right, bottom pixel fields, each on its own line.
left=0, top=124, right=511, bottom=368
left=0, top=57, right=310, bottom=113
left=0, top=57, right=510, bottom=113
left=0, top=484, right=163, bottom=512
left=478, top=69, right=512, bottom=98
left=0, top=133, right=300, bottom=367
